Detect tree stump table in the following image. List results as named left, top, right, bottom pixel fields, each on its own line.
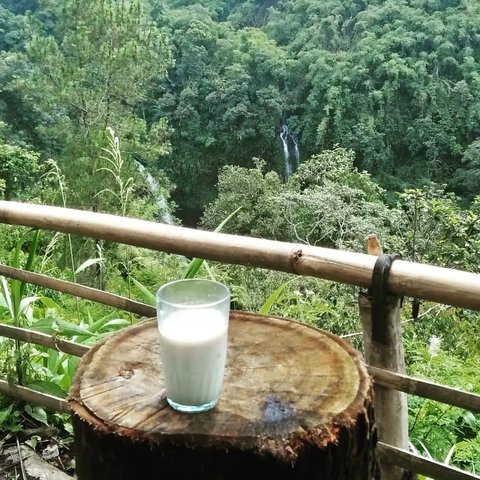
left=68, top=311, right=377, bottom=479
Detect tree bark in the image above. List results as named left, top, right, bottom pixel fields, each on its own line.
left=69, top=311, right=377, bottom=479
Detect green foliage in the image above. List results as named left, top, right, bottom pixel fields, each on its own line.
left=0, top=6, right=30, bottom=51
left=1, top=1, right=39, bottom=15
left=405, top=328, right=480, bottom=471
left=0, top=139, right=40, bottom=199
left=4, top=0, right=480, bottom=214
left=455, top=139, right=480, bottom=198
left=264, top=0, right=480, bottom=190
left=453, top=433, right=480, bottom=473
left=258, top=281, right=291, bottom=315
left=0, top=229, right=40, bottom=328
left=202, top=159, right=283, bottom=237
left=394, top=186, right=480, bottom=270
left=203, top=148, right=393, bottom=250
left=0, top=229, right=40, bottom=385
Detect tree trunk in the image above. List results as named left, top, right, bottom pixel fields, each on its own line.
left=69, top=311, right=377, bottom=479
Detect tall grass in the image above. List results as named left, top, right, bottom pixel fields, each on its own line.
left=0, top=229, right=40, bottom=384
left=95, top=126, right=133, bottom=217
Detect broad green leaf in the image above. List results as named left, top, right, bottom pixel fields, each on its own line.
left=25, top=436, right=40, bottom=450
left=213, top=206, right=243, bottom=233
left=9, top=229, right=41, bottom=321
left=461, top=411, right=479, bottom=430
left=30, top=318, right=57, bottom=334
left=8, top=424, right=22, bottom=433
left=86, top=309, right=94, bottom=328
left=203, top=261, right=217, bottom=281
left=12, top=233, right=23, bottom=269
left=259, top=282, right=290, bottom=315
left=131, top=277, right=156, bottom=306
left=66, top=357, right=79, bottom=385
left=62, top=421, right=73, bottom=435
left=24, top=404, right=50, bottom=425
left=101, top=319, right=131, bottom=329
left=74, top=257, right=104, bottom=275
left=37, top=296, right=63, bottom=311
left=19, top=296, right=41, bottom=316
left=24, top=229, right=40, bottom=271
left=183, top=257, right=205, bottom=279
left=28, top=380, right=67, bottom=399
left=47, top=349, right=64, bottom=373
left=54, top=319, right=96, bottom=338
left=89, top=312, right=122, bottom=332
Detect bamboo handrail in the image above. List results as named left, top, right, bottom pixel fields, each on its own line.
left=0, top=264, right=156, bottom=318
left=367, top=366, right=480, bottom=412
left=377, top=442, right=480, bottom=480
left=1, top=201, right=480, bottom=310
left=0, top=379, right=69, bottom=413
left=0, top=324, right=89, bottom=357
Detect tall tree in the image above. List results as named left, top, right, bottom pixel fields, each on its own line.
left=20, top=0, right=173, bottom=209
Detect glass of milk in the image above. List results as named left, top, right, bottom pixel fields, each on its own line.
left=156, top=279, right=230, bottom=413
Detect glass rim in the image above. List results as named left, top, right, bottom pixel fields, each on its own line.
left=156, top=278, right=230, bottom=309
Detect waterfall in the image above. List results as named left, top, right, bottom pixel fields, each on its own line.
left=279, top=124, right=300, bottom=179
left=280, top=125, right=292, bottom=178
left=134, top=161, right=174, bottom=225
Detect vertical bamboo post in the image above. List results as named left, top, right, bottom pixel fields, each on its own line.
left=359, top=235, right=409, bottom=480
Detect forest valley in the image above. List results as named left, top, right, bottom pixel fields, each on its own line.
left=0, top=0, right=479, bottom=476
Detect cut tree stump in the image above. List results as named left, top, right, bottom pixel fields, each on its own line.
left=68, top=311, right=377, bottom=479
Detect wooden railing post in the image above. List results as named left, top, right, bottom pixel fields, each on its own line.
left=359, top=294, right=409, bottom=479
left=359, top=235, right=409, bottom=479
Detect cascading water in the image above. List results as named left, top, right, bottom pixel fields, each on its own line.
left=134, top=161, right=174, bottom=225
left=279, top=124, right=300, bottom=179
left=280, top=125, right=292, bottom=178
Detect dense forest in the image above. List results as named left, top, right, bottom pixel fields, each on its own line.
left=0, top=0, right=479, bottom=475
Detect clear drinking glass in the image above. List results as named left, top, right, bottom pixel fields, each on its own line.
left=156, top=279, right=230, bottom=413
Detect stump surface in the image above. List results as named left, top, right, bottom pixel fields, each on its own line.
left=69, top=311, right=375, bottom=479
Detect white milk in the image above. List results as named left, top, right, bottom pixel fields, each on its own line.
left=158, top=308, right=228, bottom=407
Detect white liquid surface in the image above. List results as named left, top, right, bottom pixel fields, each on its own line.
left=158, top=308, right=228, bottom=407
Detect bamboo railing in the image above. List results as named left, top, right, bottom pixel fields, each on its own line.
left=1, top=201, right=480, bottom=309
left=0, top=201, right=479, bottom=480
